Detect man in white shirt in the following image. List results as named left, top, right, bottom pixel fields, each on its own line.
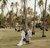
left=27, top=28, right=32, bottom=44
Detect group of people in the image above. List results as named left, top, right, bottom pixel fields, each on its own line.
left=17, top=28, right=32, bottom=46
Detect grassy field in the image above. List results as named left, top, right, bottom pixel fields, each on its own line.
left=0, top=28, right=50, bottom=48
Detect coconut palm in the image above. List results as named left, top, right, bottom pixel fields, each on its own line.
left=0, top=0, right=8, bottom=16
left=24, top=0, right=27, bottom=30
left=7, top=10, right=14, bottom=29
left=28, top=7, right=34, bottom=19
left=21, top=0, right=31, bottom=30
left=3, top=0, right=8, bottom=7
left=15, top=2, right=19, bottom=13
left=11, top=2, right=15, bottom=28
left=38, top=0, right=43, bottom=19
left=1, top=4, right=4, bottom=16
left=28, top=7, right=30, bottom=15
left=15, top=16, right=21, bottom=31
left=11, top=2, right=14, bottom=11
left=9, top=10, right=13, bottom=29
left=27, top=18, right=32, bottom=29
left=38, top=0, right=44, bottom=26
left=42, top=0, right=47, bottom=37
left=32, top=0, right=36, bottom=35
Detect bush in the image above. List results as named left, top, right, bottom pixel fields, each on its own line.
left=0, top=25, right=5, bottom=28
left=0, top=21, right=1, bottom=25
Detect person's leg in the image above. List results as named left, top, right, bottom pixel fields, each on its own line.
left=28, top=37, right=30, bottom=44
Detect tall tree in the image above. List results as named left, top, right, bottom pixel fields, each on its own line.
left=24, top=0, right=27, bottom=30
left=38, top=0, right=43, bottom=19
left=32, top=0, right=36, bottom=35
left=11, top=2, right=14, bottom=28
left=42, top=0, right=47, bottom=37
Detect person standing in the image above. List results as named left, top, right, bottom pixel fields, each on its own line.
left=27, top=28, right=32, bottom=44
left=17, top=30, right=26, bottom=46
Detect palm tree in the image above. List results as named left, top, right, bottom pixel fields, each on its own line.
left=38, top=0, right=43, bottom=18
left=42, top=0, right=47, bottom=37
left=9, top=10, right=13, bottom=29
left=28, top=7, right=34, bottom=19
left=32, top=0, right=36, bottom=35
left=15, top=2, right=19, bottom=13
left=19, top=9, right=23, bottom=25
left=24, top=0, right=27, bottom=30
left=1, top=4, right=4, bottom=17
left=11, top=2, right=15, bottom=28
left=0, top=0, right=8, bottom=16
left=15, top=16, right=21, bottom=31
left=38, top=0, right=44, bottom=28
left=11, top=2, right=14, bottom=12
left=21, top=0, right=30, bottom=30
left=3, top=0, right=7, bottom=7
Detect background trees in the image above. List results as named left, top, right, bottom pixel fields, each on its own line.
left=0, top=0, right=50, bottom=35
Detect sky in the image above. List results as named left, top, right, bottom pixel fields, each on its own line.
left=0, top=0, right=50, bottom=16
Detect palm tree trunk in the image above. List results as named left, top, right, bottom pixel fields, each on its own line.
left=39, top=6, right=43, bottom=29
left=10, top=18, right=11, bottom=29
left=24, top=0, right=27, bottom=30
left=42, top=0, right=47, bottom=37
left=1, top=8, right=4, bottom=16
left=9, top=13, right=11, bottom=29
left=32, top=0, right=36, bottom=35
left=10, top=23, right=11, bottom=29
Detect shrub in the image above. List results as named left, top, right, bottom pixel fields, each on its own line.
left=0, top=25, right=5, bottom=28
left=0, top=21, right=1, bottom=25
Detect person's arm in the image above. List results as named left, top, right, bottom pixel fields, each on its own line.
left=30, top=30, right=32, bottom=37
left=23, top=32, right=25, bottom=38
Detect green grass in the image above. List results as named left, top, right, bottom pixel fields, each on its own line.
left=0, top=27, right=50, bottom=48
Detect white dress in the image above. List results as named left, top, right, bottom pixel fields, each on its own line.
left=17, top=30, right=26, bottom=46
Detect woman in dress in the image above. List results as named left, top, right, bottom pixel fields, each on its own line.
left=17, top=30, right=26, bottom=46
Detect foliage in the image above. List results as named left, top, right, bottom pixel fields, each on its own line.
left=48, top=4, right=50, bottom=11
left=32, top=16, right=39, bottom=21
left=46, top=14, right=50, bottom=25
left=41, top=13, right=50, bottom=25
left=28, top=20, right=32, bottom=26
left=0, top=25, right=5, bottom=28
left=0, top=17, right=6, bottom=25
left=22, top=19, right=25, bottom=24
left=15, top=16, right=20, bottom=20
left=7, top=18, right=11, bottom=24
left=38, top=0, right=43, bottom=7
left=15, top=16, right=21, bottom=23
